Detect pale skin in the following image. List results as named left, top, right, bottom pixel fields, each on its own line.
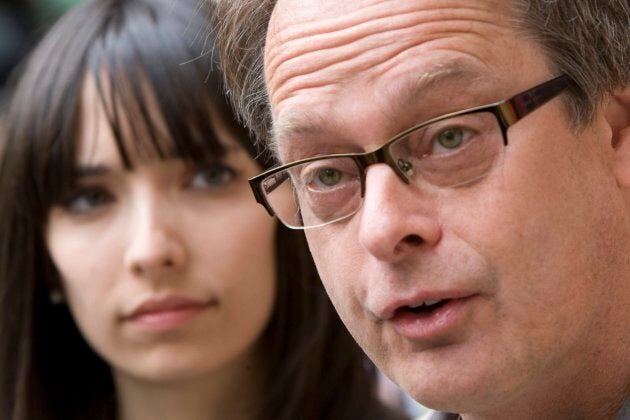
left=46, top=80, right=277, bottom=420
left=265, top=0, right=630, bottom=418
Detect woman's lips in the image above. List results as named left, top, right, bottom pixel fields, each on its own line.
left=389, top=295, right=477, bottom=342
left=126, top=296, right=216, bottom=330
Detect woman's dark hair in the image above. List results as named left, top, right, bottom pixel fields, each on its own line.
left=0, top=0, right=405, bottom=419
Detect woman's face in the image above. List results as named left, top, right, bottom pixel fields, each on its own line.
left=45, top=83, right=277, bottom=384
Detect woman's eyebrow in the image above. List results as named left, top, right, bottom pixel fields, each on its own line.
left=74, top=164, right=112, bottom=178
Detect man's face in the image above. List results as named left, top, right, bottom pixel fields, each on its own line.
left=265, top=0, right=630, bottom=415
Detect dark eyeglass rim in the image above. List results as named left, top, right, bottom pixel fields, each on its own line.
left=249, top=74, right=576, bottom=223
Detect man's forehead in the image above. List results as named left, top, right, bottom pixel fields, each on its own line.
left=270, top=0, right=382, bottom=24
left=266, top=0, right=526, bottom=161
left=266, top=0, right=387, bottom=63
left=269, top=0, right=513, bottom=34
left=271, top=63, right=493, bottom=161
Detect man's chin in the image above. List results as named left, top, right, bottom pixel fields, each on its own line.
left=402, top=380, right=480, bottom=413
left=385, top=352, right=501, bottom=414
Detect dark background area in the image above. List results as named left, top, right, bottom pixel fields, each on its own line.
left=1, top=0, right=80, bottom=104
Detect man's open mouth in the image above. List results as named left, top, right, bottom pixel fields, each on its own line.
left=399, top=299, right=450, bottom=315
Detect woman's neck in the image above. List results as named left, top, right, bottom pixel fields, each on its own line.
left=113, top=348, right=267, bottom=420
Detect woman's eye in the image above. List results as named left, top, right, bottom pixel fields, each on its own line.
left=61, top=187, right=113, bottom=213
left=190, top=163, right=238, bottom=189
left=435, top=127, right=465, bottom=150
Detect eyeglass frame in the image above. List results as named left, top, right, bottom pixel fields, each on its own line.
left=249, top=74, right=575, bottom=225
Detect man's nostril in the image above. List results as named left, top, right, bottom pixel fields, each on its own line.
left=403, top=234, right=423, bottom=246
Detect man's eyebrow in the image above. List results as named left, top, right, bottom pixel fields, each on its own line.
left=271, top=113, right=347, bottom=159
left=389, top=64, right=485, bottom=117
left=271, top=62, right=485, bottom=160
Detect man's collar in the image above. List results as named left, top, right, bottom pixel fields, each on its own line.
left=616, top=399, right=630, bottom=420
left=419, top=399, right=630, bottom=420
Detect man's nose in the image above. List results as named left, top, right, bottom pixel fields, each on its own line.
left=123, top=198, right=187, bottom=278
left=358, top=164, right=442, bottom=262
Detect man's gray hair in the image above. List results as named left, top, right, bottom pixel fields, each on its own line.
left=212, top=0, right=630, bottom=147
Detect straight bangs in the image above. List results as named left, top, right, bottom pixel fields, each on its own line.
left=83, top=0, right=230, bottom=169
left=10, top=0, right=255, bottom=222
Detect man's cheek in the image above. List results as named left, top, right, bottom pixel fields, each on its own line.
left=319, top=264, right=354, bottom=313
left=307, top=228, right=367, bottom=316
left=315, top=256, right=361, bottom=322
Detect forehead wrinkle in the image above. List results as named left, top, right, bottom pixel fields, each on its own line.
left=266, top=1, right=513, bottom=106
left=267, top=0, right=508, bottom=66
left=266, top=1, right=426, bottom=78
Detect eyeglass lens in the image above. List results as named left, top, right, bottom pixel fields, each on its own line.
left=261, top=110, right=505, bottom=228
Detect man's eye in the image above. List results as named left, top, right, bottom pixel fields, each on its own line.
left=435, top=127, right=465, bottom=150
left=316, top=168, right=342, bottom=187
left=296, top=158, right=359, bottom=192
left=190, top=163, right=238, bottom=189
left=61, top=187, right=113, bottom=213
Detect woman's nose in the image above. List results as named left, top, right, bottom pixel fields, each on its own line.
left=123, top=198, right=187, bottom=278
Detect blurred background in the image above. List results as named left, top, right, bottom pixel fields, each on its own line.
left=0, top=0, right=80, bottom=105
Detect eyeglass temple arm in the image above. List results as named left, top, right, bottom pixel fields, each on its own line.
left=497, top=74, right=575, bottom=128
left=249, top=171, right=290, bottom=216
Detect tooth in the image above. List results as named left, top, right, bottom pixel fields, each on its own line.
left=408, top=299, right=441, bottom=309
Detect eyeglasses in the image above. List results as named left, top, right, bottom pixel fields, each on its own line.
left=249, top=75, right=574, bottom=229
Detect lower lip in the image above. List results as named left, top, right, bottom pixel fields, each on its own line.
left=390, top=296, right=475, bottom=341
left=129, top=305, right=208, bottom=330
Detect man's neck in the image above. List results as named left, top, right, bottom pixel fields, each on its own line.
left=461, top=356, right=630, bottom=420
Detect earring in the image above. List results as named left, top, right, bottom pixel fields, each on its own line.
left=49, top=289, right=64, bottom=305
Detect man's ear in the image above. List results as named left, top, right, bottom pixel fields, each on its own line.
left=608, top=88, right=630, bottom=187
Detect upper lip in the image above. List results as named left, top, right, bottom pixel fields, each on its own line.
left=126, top=295, right=213, bottom=320
left=376, top=290, right=476, bottom=320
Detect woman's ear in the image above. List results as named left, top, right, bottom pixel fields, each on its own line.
left=609, top=88, right=630, bottom=187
